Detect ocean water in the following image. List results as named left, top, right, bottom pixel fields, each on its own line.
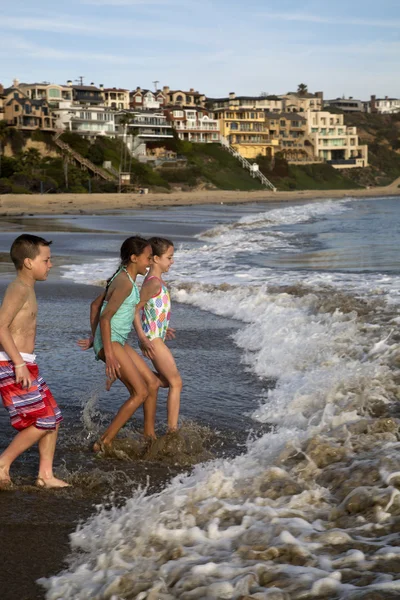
left=2, top=196, right=400, bottom=599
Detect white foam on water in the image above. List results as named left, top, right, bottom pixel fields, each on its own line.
left=47, top=199, right=400, bottom=598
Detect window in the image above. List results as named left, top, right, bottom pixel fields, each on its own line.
left=280, top=120, right=286, bottom=127
left=230, top=122, right=238, bottom=130
left=49, top=88, right=61, bottom=98
left=15, top=104, right=19, bottom=112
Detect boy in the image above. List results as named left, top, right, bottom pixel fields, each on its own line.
left=0, top=234, right=69, bottom=489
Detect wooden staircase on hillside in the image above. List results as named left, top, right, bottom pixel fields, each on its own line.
left=53, top=132, right=117, bottom=182
left=219, top=135, right=277, bottom=191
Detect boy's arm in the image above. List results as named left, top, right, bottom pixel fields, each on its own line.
left=133, top=280, right=159, bottom=359
left=0, top=283, right=32, bottom=388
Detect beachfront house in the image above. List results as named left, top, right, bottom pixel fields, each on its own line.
left=208, top=92, right=283, bottom=113
left=165, top=107, right=220, bottom=143
left=213, top=106, right=279, bottom=159
left=3, top=88, right=56, bottom=131
left=102, top=87, right=130, bottom=111
left=324, top=97, right=365, bottom=113
left=115, top=110, right=174, bottom=160
left=279, top=91, right=324, bottom=113
left=163, top=86, right=206, bottom=108
left=54, top=103, right=116, bottom=137
left=366, top=95, right=400, bottom=114
left=17, top=81, right=73, bottom=109
left=265, top=112, right=320, bottom=163
left=129, top=88, right=165, bottom=110
left=305, top=110, right=368, bottom=168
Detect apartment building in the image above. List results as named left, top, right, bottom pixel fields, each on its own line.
left=165, top=106, right=220, bottom=143
left=265, top=112, right=316, bottom=162
left=305, top=110, right=368, bottom=167
left=115, top=110, right=173, bottom=159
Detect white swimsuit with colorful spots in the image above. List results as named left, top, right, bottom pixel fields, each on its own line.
left=141, top=276, right=171, bottom=341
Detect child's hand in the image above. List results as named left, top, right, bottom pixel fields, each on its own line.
left=77, top=336, right=94, bottom=351
left=15, top=364, right=32, bottom=389
left=139, top=338, right=156, bottom=359
left=165, top=328, right=176, bottom=340
left=105, top=353, right=121, bottom=384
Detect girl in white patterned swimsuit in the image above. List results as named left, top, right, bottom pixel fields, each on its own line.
left=134, top=237, right=181, bottom=431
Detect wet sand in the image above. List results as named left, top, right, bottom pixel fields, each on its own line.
left=1, top=180, right=400, bottom=216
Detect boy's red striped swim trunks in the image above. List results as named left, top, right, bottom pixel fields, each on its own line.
left=0, top=360, right=63, bottom=431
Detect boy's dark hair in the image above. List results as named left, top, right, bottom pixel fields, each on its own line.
left=149, top=237, right=174, bottom=257
left=10, top=234, right=52, bottom=270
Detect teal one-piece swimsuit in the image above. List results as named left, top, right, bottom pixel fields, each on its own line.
left=93, top=267, right=140, bottom=359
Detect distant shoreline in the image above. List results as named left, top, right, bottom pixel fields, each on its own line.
left=0, top=185, right=399, bottom=216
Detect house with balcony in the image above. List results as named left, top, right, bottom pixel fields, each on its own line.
left=17, top=80, right=73, bottom=108
left=4, top=88, right=55, bottom=131
left=324, top=97, right=365, bottom=113
left=68, top=82, right=104, bottom=106
left=208, top=92, right=283, bottom=113
left=305, top=110, right=368, bottom=168
left=115, top=110, right=174, bottom=159
left=213, top=107, right=279, bottom=159
left=280, top=91, right=324, bottom=113
left=102, top=87, right=130, bottom=110
left=165, top=107, right=220, bottom=143
left=163, top=86, right=206, bottom=108
left=367, top=95, right=400, bottom=114
left=54, top=103, right=115, bottom=137
left=130, top=87, right=165, bottom=111
left=265, top=112, right=317, bottom=162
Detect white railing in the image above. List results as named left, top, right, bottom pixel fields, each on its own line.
left=220, top=135, right=276, bottom=191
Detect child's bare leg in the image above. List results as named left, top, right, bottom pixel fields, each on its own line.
left=0, top=425, right=48, bottom=485
left=37, top=425, right=69, bottom=488
left=124, top=344, right=160, bottom=438
left=96, top=343, right=148, bottom=449
left=151, top=339, right=182, bottom=431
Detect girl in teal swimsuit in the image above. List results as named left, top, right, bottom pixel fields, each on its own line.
left=80, top=236, right=160, bottom=451
left=134, top=237, right=181, bottom=432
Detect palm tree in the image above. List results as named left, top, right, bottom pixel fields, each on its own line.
left=297, top=83, right=308, bottom=97
left=117, top=112, right=133, bottom=174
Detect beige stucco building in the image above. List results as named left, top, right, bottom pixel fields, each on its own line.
left=16, top=80, right=73, bottom=108
left=102, top=87, right=130, bottom=110
left=280, top=92, right=323, bottom=113
left=305, top=111, right=368, bottom=168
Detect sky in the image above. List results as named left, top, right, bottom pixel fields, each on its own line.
left=1, top=0, right=399, bottom=99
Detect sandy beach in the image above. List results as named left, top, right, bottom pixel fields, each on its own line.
left=1, top=180, right=399, bottom=216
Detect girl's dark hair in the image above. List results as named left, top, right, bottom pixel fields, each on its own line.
left=106, top=236, right=150, bottom=289
left=148, top=237, right=174, bottom=257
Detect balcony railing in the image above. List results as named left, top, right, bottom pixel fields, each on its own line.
left=174, top=123, right=219, bottom=131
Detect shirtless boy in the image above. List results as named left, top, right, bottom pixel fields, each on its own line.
left=0, top=234, right=68, bottom=489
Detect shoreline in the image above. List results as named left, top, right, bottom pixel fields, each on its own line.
left=1, top=184, right=399, bottom=215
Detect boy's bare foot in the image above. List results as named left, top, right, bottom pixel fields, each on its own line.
left=0, top=464, right=12, bottom=489
left=36, top=476, right=70, bottom=489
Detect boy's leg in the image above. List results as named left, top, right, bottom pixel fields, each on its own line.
left=37, top=425, right=69, bottom=488
left=0, top=425, right=48, bottom=485
left=150, top=339, right=182, bottom=431
left=124, top=344, right=160, bottom=438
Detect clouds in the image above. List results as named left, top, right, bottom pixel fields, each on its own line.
left=1, top=0, right=399, bottom=98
